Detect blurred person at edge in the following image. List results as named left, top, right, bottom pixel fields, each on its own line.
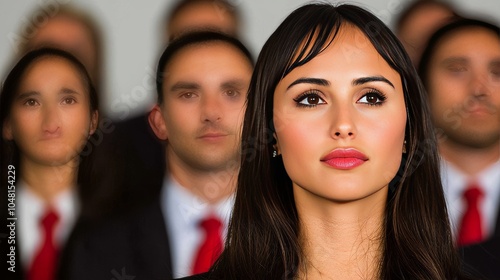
left=0, top=48, right=99, bottom=280
left=164, top=0, right=241, bottom=43
left=395, top=0, right=458, bottom=66
left=1, top=4, right=105, bottom=280
left=6, top=4, right=148, bottom=231
left=418, top=18, right=500, bottom=280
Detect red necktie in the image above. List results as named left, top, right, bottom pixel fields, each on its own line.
left=457, top=184, right=484, bottom=246
left=28, top=208, right=59, bottom=280
left=191, top=215, right=223, bottom=274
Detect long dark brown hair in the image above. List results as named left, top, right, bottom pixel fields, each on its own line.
left=208, top=3, right=466, bottom=279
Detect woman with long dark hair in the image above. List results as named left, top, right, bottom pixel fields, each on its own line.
left=180, top=3, right=472, bottom=280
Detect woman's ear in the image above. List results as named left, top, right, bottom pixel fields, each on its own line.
left=273, top=132, right=281, bottom=156
left=89, top=111, right=99, bottom=136
left=2, top=119, right=13, bottom=140
left=148, top=104, right=168, bottom=140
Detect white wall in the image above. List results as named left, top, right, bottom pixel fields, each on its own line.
left=1, top=0, right=499, bottom=120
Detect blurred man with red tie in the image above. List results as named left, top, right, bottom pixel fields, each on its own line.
left=418, top=17, right=500, bottom=279
left=66, top=31, right=253, bottom=279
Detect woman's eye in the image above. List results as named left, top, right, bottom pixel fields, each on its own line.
left=62, top=98, right=76, bottom=105
left=293, top=92, right=326, bottom=107
left=358, top=91, right=386, bottom=106
left=23, top=99, right=39, bottom=106
left=447, top=64, right=467, bottom=73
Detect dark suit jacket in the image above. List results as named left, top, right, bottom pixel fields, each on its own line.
left=461, top=216, right=500, bottom=280
left=63, top=200, right=172, bottom=280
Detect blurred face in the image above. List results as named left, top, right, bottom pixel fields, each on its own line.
left=397, top=4, right=454, bottom=65
left=3, top=57, right=98, bottom=167
left=159, top=42, right=252, bottom=172
left=273, top=26, right=406, bottom=204
left=167, top=2, right=238, bottom=41
left=426, top=27, right=500, bottom=149
left=27, top=16, right=97, bottom=84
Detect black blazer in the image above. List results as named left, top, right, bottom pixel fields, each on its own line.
left=461, top=235, right=500, bottom=280
left=63, top=200, right=173, bottom=280
left=460, top=202, right=500, bottom=280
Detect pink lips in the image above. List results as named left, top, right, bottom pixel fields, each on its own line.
left=199, top=132, right=227, bottom=141
left=320, top=148, right=368, bottom=170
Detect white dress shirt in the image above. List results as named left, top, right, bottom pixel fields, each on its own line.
left=161, top=176, right=234, bottom=278
left=441, top=159, right=500, bottom=239
left=17, top=181, right=79, bottom=270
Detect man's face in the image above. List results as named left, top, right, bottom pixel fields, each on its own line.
left=426, top=27, right=500, bottom=149
left=159, top=42, right=252, bottom=173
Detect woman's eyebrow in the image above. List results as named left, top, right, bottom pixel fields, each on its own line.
left=60, top=87, right=80, bottom=95
left=352, top=76, right=394, bottom=89
left=287, top=77, right=330, bottom=90
left=16, top=91, right=39, bottom=100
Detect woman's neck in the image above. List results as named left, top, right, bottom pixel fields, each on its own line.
left=21, top=157, right=77, bottom=204
left=295, top=188, right=386, bottom=279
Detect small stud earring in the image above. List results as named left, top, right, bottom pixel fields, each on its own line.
left=272, top=150, right=277, bottom=158
left=403, top=140, right=407, bottom=154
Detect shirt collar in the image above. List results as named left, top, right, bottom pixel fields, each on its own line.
left=18, top=180, right=79, bottom=222
left=442, top=159, right=500, bottom=197
left=162, top=175, right=234, bottom=228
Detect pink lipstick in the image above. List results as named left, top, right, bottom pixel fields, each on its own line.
left=320, top=148, right=368, bottom=170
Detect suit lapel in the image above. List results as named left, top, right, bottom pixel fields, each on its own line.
left=132, top=200, right=173, bottom=279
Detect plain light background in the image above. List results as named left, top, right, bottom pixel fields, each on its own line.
left=1, top=0, right=499, bottom=120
